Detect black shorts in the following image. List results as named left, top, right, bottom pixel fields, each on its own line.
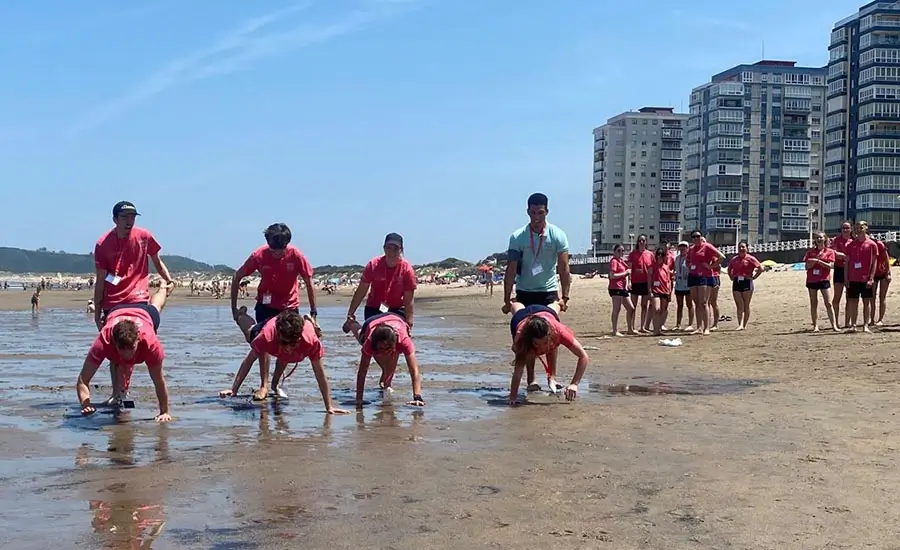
left=688, top=275, right=717, bottom=287
left=846, top=281, right=874, bottom=300
left=630, top=282, right=649, bottom=296
left=875, top=274, right=888, bottom=282
left=251, top=303, right=300, bottom=340
left=363, top=306, right=406, bottom=320
left=732, top=279, right=753, bottom=293
left=806, top=280, right=831, bottom=290
left=652, top=292, right=670, bottom=301
left=106, top=303, right=161, bottom=333
left=608, top=288, right=629, bottom=297
left=514, top=290, right=559, bottom=307
left=674, top=289, right=691, bottom=297
left=30, top=296, right=38, bottom=305
left=833, top=266, right=845, bottom=285
left=510, top=304, right=559, bottom=338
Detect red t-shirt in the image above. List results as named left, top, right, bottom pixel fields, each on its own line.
left=239, top=245, right=313, bottom=311
left=804, top=247, right=835, bottom=284
left=830, top=235, right=852, bottom=267
left=94, top=227, right=161, bottom=310
left=87, top=307, right=164, bottom=367
left=362, top=315, right=415, bottom=359
left=875, top=240, right=890, bottom=276
left=688, top=242, right=720, bottom=277
left=250, top=316, right=323, bottom=363
left=608, top=257, right=628, bottom=290
left=728, top=254, right=761, bottom=280
left=846, top=238, right=877, bottom=283
left=666, top=251, right=676, bottom=271
left=626, top=249, right=654, bottom=283
left=650, top=262, right=672, bottom=295
left=362, top=256, right=418, bottom=309
left=513, top=311, right=576, bottom=357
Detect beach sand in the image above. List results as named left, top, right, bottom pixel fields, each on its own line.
left=3, top=271, right=900, bottom=548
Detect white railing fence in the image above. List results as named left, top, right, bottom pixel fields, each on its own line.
left=571, top=231, right=900, bottom=265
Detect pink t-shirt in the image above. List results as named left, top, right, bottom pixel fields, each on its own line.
left=830, top=235, right=852, bottom=267
left=688, top=242, right=720, bottom=277
left=250, top=316, right=323, bottom=363
left=626, top=249, right=654, bottom=283
left=875, top=240, right=889, bottom=276
left=804, top=247, right=835, bottom=284
left=94, top=227, right=161, bottom=310
left=847, top=238, right=877, bottom=283
left=514, top=311, right=576, bottom=357
left=728, top=254, right=761, bottom=280
left=87, top=307, right=164, bottom=367
left=362, top=315, right=415, bottom=359
left=608, top=257, right=628, bottom=290
left=650, top=262, right=672, bottom=295
left=239, top=245, right=313, bottom=311
left=362, top=256, right=418, bottom=309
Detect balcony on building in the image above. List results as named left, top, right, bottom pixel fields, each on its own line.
left=781, top=219, right=809, bottom=232
left=660, top=180, right=682, bottom=192
left=830, top=27, right=848, bottom=47
left=592, top=222, right=602, bottom=233
left=659, top=223, right=681, bottom=236
left=859, top=121, right=900, bottom=139
left=708, top=175, right=742, bottom=190
left=659, top=201, right=681, bottom=212
left=864, top=13, right=900, bottom=34
left=783, top=115, right=809, bottom=128
left=783, top=99, right=812, bottom=114
left=593, top=180, right=602, bottom=192
left=594, top=161, right=604, bottom=172
left=781, top=192, right=810, bottom=205
left=660, top=190, right=680, bottom=202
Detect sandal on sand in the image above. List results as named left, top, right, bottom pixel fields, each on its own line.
left=526, top=383, right=542, bottom=392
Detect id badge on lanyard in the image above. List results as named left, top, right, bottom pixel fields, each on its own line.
left=530, top=229, right=545, bottom=277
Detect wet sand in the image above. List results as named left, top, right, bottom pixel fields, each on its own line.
left=2, top=272, right=900, bottom=548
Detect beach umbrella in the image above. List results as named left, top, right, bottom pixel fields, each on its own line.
left=477, top=265, right=493, bottom=272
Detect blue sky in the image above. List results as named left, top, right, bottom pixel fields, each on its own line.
left=0, top=0, right=853, bottom=267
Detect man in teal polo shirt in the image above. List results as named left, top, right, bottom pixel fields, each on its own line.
left=502, top=192, right=571, bottom=391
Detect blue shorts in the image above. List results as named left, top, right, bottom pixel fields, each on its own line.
left=687, top=275, right=718, bottom=288
left=105, top=302, right=160, bottom=332
left=510, top=304, right=559, bottom=338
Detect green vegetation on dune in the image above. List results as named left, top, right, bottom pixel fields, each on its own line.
left=0, top=247, right=234, bottom=275
left=313, top=256, right=505, bottom=276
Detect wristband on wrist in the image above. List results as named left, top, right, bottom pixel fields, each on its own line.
left=310, top=308, right=318, bottom=316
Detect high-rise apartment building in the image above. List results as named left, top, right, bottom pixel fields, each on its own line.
left=825, top=1, right=900, bottom=234
left=683, top=61, right=826, bottom=245
left=591, top=107, right=688, bottom=252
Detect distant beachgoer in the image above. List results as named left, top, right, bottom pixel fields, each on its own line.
left=726, top=242, right=762, bottom=331
left=608, top=244, right=634, bottom=336
left=344, top=233, right=417, bottom=333
left=829, top=221, right=853, bottom=327
left=344, top=312, right=425, bottom=408
left=673, top=241, right=694, bottom=331
left=219, top=309, right=349, bottom=414
left=502, top=193, right=571, bottom=392
left=626, top=235, right=654, bottom=333
left=687, top=231, right=724, bottom=336
left=76, top=282, right=173, bottom=422
left=86, top=299, right=95, bottom=314
left=230, top=223, right=319, bottom=400
left=93, top=201, right=175, bottom=406
left=804, top=232, right=838, bottom=332
left=31, top=287, right=41, bottom=313
left=871, top=236, right=891, bottom=326
left=507, top=300, right=588, bottom=405
left=650, top=246, right=673, bottom=336
left=844, top=220, right=877, bottom=333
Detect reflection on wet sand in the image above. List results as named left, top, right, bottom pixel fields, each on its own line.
left=89, top=497, right=165, bottom=549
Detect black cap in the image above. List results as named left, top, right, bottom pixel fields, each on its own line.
left=112, top=201, right=140, bottom=217
left=384, top=232, right=403, bottom=249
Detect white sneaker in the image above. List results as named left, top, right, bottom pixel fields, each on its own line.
left=275, top=387, right=288, bottom=399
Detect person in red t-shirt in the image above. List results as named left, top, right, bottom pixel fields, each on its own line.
left=344, top=232, right=418, bottom=330
left=626, top=235, right=655, bottom=333
left=230, top=223, right=319, bottom=399
left=871, top=236, right=892, bottom=326
left=726, top=241, right=762, bottom=331
left=507, top=300, right=589, bottom=405
left=93, top=201, right=174, bottom=406
left=829, top=221, right=853, bottom=326
left=804, top=232, right=839, bottom=332
left=650, top=247, right=673, bottom=336
left=220, top=309, right=349, bottom=414
left=845, top=220, right=878, bottom=333
left=607, top=244, right=635, bottom=336
left=687, top=231, right=725, bottom=336
left=344, top=313, right=425, bottom=408
left=77, top=283, right=173, bottom=422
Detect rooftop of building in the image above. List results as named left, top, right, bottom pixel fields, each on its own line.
left=710, top=60, right=826, bottom=83
left=835, top=1, right=900, bottom=28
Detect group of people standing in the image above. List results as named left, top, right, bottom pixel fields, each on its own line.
left=76, top=201, right=426, bottom=421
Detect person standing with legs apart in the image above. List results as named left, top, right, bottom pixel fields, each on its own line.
left=829, top=222, right=852, bottom=327
left=804, top=232, right=839, bottom=332
left=844, top=221, right=877, bottom=333
left=230, top=223, right=318, bottom=400
left=726, top=242, right=762, bottom=331
left=608, top=244, right=634, bottom=336
left=627, top=235, right=654, bottom=333
left=344, top=233, right=417, bottom=331
left=502, top=193, right=570, bottom=392
left=687, top=231, right=723, bottom=336
left=93, top=201, right=174, bottom=406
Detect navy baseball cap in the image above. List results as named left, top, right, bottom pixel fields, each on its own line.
left=384, top=232, right=403, bottom=248
left=113, top=201, right=140, bottom=217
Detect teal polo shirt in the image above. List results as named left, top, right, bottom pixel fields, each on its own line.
left=506, top=223, right=569, bottom=292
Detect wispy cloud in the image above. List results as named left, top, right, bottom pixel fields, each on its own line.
left=67, top=0, right=420, bottom=136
